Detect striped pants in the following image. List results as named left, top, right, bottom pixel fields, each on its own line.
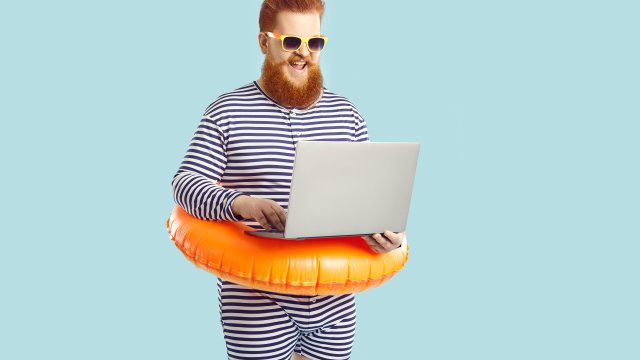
left=217, top=279, right=357, bottom=360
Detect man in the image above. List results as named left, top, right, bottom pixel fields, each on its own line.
left=172, top=1, right=404, bottom=359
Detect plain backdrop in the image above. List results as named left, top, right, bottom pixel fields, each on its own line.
left=1, top=1, right=638, bottom=359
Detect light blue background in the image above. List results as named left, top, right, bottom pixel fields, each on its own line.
left=1, top=1, right=638, bottom=359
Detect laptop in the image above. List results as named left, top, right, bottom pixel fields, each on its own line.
left=245, top=141, right=420, bottom=239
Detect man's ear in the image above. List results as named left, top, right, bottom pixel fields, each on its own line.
left=258, top=33, right=268, bottom=54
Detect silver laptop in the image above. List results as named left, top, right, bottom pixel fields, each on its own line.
left=245, top=141, right=420, bottom=239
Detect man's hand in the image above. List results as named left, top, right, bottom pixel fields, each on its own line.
left=362, top=231, right=405, bottom=253
left=231, top=195, right=287, bottom=232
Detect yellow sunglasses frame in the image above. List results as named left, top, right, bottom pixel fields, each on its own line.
left=264, top=31, right=328, bottom=52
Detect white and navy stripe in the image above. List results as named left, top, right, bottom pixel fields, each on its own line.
left=172, top=81, right=369, bottom=359
left=218, top=279, right=356, bottom=360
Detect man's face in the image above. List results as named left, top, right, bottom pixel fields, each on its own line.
left=260, top=11, right=322, bottom=86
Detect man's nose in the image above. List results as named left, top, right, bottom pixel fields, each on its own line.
left=295, top=42, right=311, bottom=57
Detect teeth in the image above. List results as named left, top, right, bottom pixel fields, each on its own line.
left=291, top=61, right=306, bottom=65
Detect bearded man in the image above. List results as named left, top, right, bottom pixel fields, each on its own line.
left=172, top=1, right=404, bottom=359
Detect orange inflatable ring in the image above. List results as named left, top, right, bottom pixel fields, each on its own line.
left=167, top=206, right=409, bottom=295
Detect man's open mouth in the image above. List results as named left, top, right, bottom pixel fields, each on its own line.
left=289, top=61, right=307, bottom=71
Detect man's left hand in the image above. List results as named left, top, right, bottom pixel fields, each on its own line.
left=361, top=231, right=405, bottom=253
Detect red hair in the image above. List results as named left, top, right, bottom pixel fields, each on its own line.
left=259, top=0, right=325, bottom=32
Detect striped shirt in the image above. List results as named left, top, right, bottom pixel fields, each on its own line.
left=172, top=81, right=369, bottom=229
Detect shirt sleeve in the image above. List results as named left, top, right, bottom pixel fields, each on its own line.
left=352, top=105, right=370, bottom=142
left=171, top=116, right=243, bottom=221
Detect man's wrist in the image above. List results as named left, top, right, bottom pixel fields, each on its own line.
left=231, top=195, right=250, bottom=218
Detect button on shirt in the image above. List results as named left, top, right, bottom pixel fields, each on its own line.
left=172, top=81, right=370, bottom=230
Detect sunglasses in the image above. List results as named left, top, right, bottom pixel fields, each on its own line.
left=264, top=31, right=328, bottom=53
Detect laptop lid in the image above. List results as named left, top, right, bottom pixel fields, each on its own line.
left=283, top=141, right=420, bottom=239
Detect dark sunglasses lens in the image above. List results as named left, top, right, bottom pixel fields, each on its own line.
left=308, top=37, right=325, bottom=52
left=282, top=36, right=302, bottom=51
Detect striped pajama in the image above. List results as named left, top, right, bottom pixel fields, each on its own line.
left=172, top=82, right=369, bottom=359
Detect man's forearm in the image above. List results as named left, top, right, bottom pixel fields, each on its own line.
left=172, top=171, right=243, bottom=221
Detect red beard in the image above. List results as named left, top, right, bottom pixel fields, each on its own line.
left=259, top=54, right=324, bottom=109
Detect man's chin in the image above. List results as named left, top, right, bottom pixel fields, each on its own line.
left=284, top=67, right=308, bottom=86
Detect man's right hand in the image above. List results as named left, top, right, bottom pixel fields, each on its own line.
left=231, top=195, right=287, bottom=232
